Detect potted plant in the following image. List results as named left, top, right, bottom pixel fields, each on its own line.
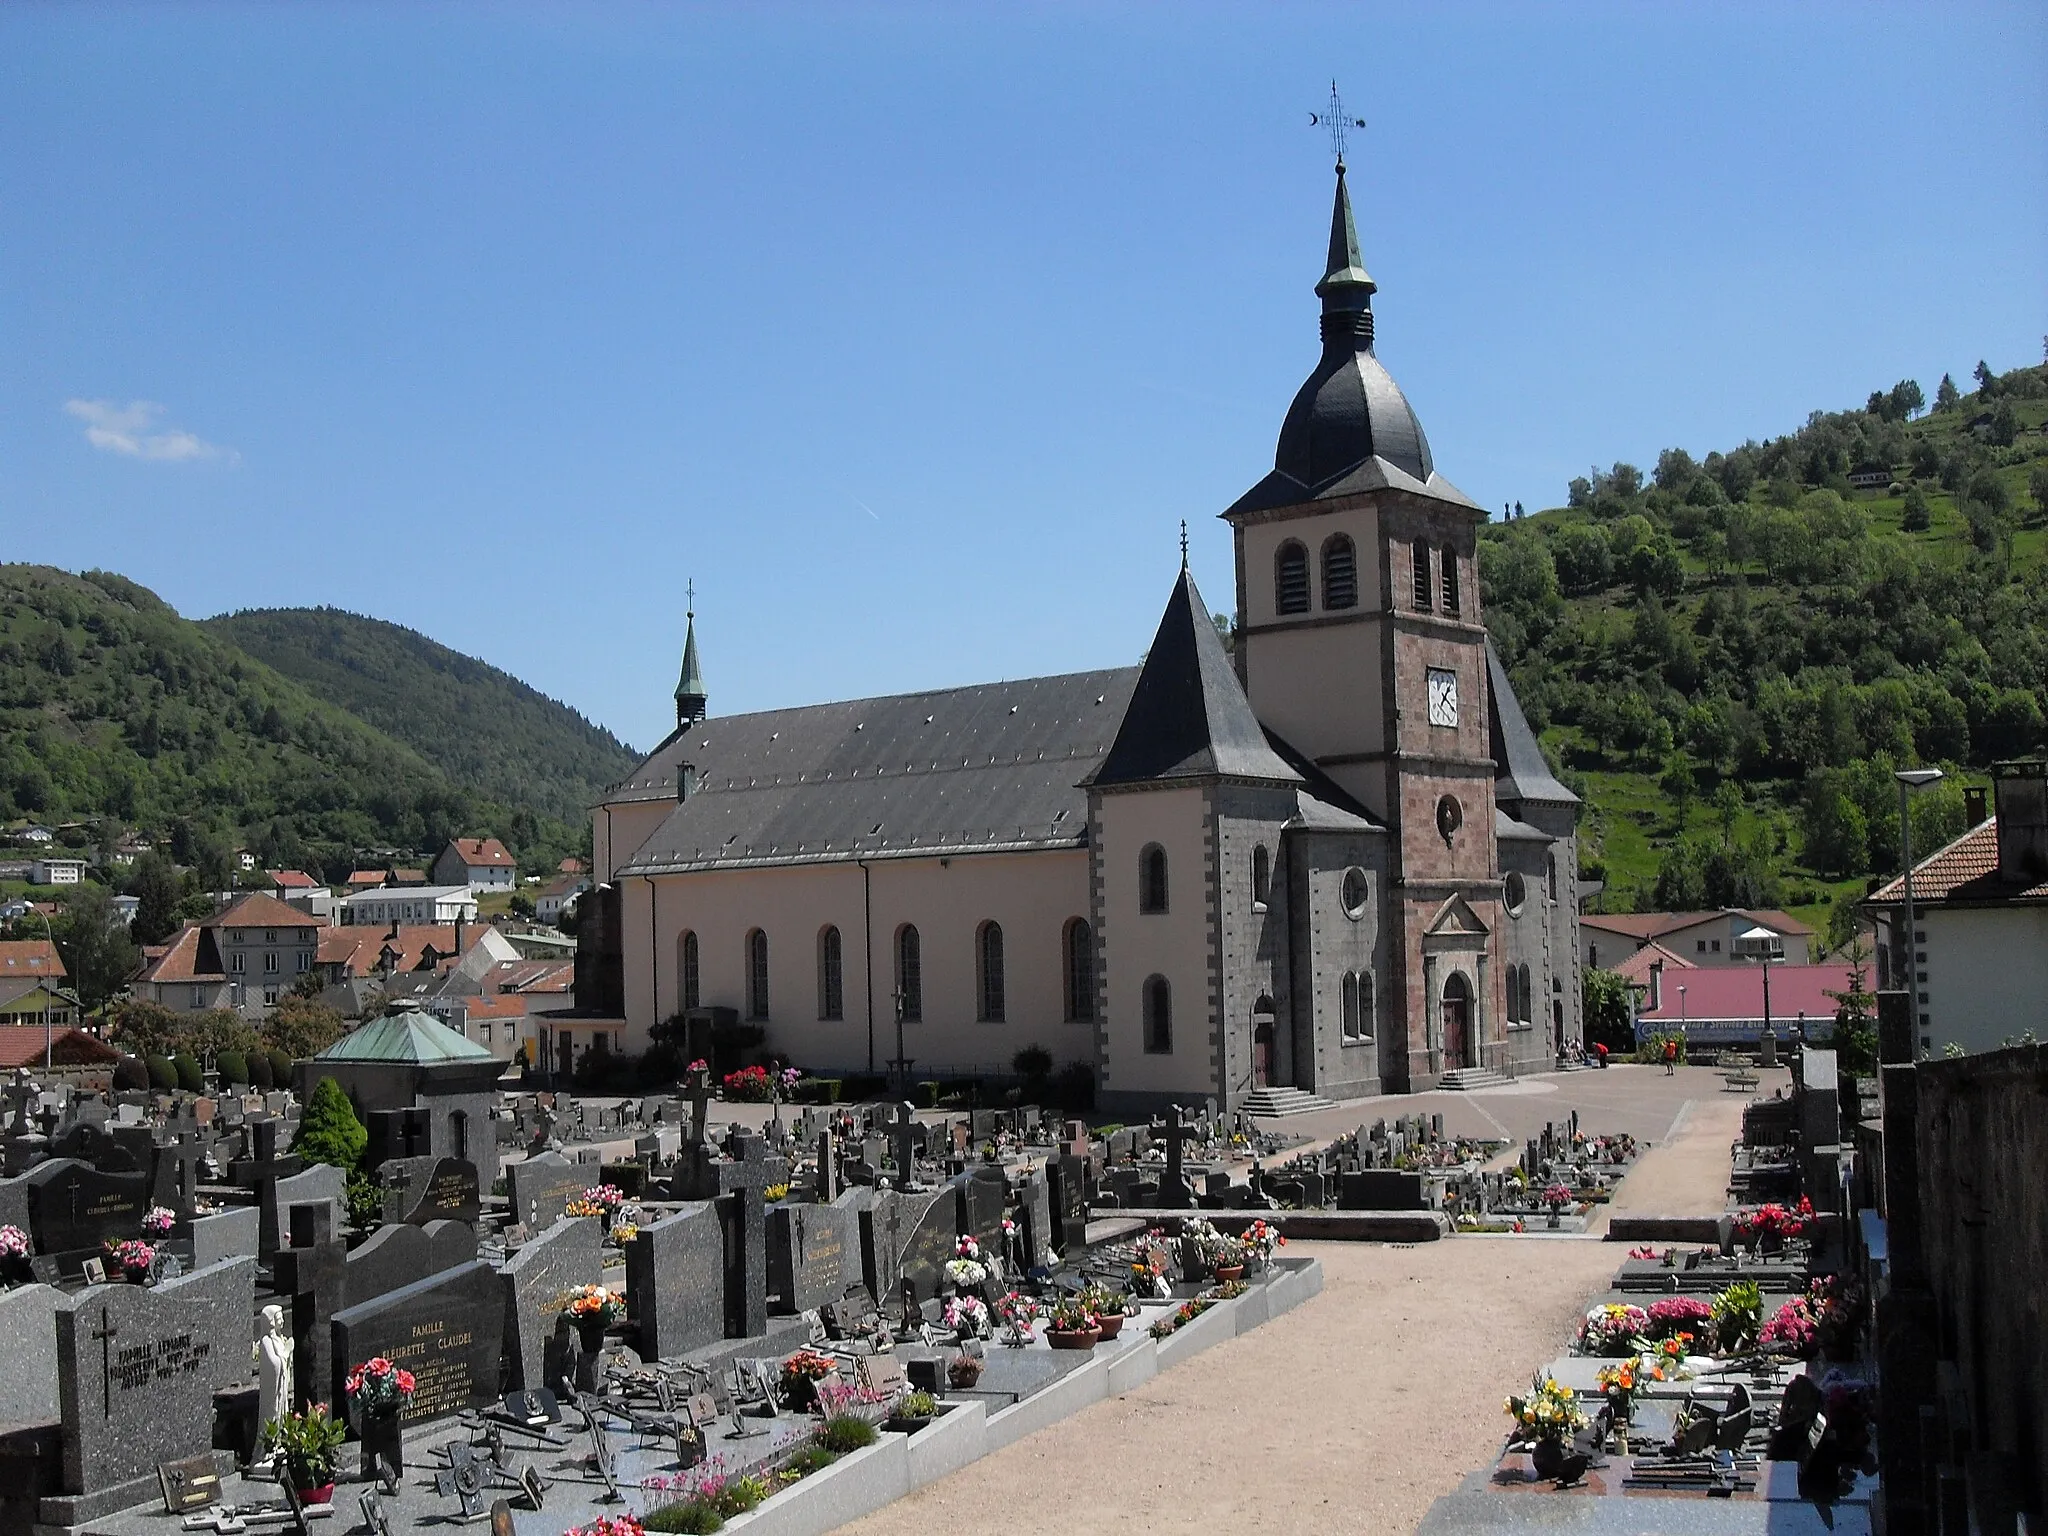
left=778, top=1349, right=838, bottom=1413
left=1711, top=1280, right=1764, bottom=1355
left=265, top=1403, right=347, bottom=1504
left=886, top=1390, right=940, bottom=1434
left=141, top=1205, right=177, bottom=1240
left=1504, top=1373, right=1587, bottom=1481
left=1210, top=1236, right=1246, bottom=1283
left=0, top=1224, right=30, bottom=1286
left=345, top=1356, right=415, bottom=1478
left=104, top=1238, right=155, bottom=1284
left=1541, top=1183, right=1573, bottom=1228
left=1045, top=1295, right=1101, bottom=1351
left=1239, top=1218, right=1284, bottom=1272
left=1076, top=1283, right=1129, bottom=1340
left=945, top=1353, right=982, bottom=1388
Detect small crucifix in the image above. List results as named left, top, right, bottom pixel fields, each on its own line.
left=91, top=1305, right=118, bottom=1419
left=1309, top=80, right=1367, bottom=169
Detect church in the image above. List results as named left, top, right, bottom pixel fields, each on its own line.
left=571, top=160, right=1582, bottom=1112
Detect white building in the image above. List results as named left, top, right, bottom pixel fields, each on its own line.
left=340, top=886, right=480, bottom=927
left=431, top=837, right=518, bottom=892
left=30, top=858, right=86, bottom=886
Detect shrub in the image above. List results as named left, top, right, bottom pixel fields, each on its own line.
left=837, top=1074, right=888, bottom=1102
left=265, top=1047, right=292, bottom=1085
left=248, top=1049, right=275, bottom=1090
left=345, top=1172, right=384, bottom=1230
left=713, top=1474, right=770, bottom=1516
left=112, top=1055, right=149, bottom=1092
left=1634, top=1031, right=1687, bottom=1065
left=817, top=1415, right=877, bottom=1455
left=293, top=1077, right=367, bottom=1173
left=1011, top=1045, right=1053, bottom=1079
left=643, top=1501, right=724, bottom=1534
left=1050, top=1060, right=1096, bottom=1111
left=791, top=1077, right=842, bottom=1105
left=171, top=1053, right=204, bottom=1093
left=780, top=1444, right=839, bottom=1477
left=145, top=1054, right=177, bottom=1092
left=216, top=1049, right=249, bottom=1086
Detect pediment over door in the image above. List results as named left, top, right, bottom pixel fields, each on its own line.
left=1420, top=892, right=1490, bottom=953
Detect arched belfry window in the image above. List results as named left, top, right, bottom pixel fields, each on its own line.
left=1063, top=919, right=1094, bottom=1023
left=1441, top=545, right=1461, bottom=614
left=977, top=921, right=1006, bottom=1023
left=1139, top=845, right=1169, bottom=914
left=679, top=930, right=700, bottom=1012
left=1143, top=975, right=1172, bottom=1054
left=1251, top=845, right=1271, bottom=909
left=817, top=925, right=843, bottom=1021
left=1275, top=541, right=1310, bottom=615
left=895, top=925, right=922, bottom=1022
left=1412, top=539, right=1433, bottom=610
left=1518, top=963, right=1533, bottom=1026
left=1322, top=535, right=1358, bottom=610
left=745, top=928, right=769, bottom=1020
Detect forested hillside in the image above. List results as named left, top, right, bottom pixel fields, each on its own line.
left=206, top=607, right=636, bottom=827
left=0, top=567, right=584, bottom=877
left=1481, top=358, right=2048, bottom=945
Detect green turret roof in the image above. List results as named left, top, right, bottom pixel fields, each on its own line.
left=313, top=1004, right=496, bottom=1064
left=675, top=612, right=707, bottom=724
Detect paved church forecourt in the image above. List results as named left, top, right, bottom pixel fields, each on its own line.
left=842, top=1077, right=1749, bottom=1536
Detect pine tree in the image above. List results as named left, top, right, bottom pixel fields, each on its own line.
left=292, top=1077, right=366, bottom=1173
left=1934, top=373, right=1960, bottom=412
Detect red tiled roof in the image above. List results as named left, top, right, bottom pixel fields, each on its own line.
left=1635, top=965, right=1854, bottom=1025
left=214, top=892, right=322, bottom=928
left=1613, top=942, right=1697, bottom=986
left=318, top=923, right=492, bottom=977
left=482, top=959, right=575, bottom=994
left=0, top=940, right=66, bottom=979
left=1581, top=907, right=1816, bottom=941
left=448, top=837, right=515, bottom=869
left=1867, top=817, right=2048, bottom=905
left=136, top=926, right=225, bottom=984
left=267, top=869, right=321, bottom=890
left=347, top=871, right=387, bottom=889
left=0, top=1026, right=121, bottom=1069
left=457, top=994, right=527, bottom=1020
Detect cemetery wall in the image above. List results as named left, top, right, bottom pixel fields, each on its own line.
left=1912, top=1042, right=2047, bottom=1514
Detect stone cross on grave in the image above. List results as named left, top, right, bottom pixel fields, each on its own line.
left=888, top=1103, right=918, bottom=1191
left=91, top=1304, right=118, bottom=1419
left=687, top=1067, right=711, bottom=1149
left=815, top=1130, right=838, bottom=1202
left=158, top=1129, right=208, bottom=1218
left=1150, top=1104, right=1201, bottom=1209
left=722, top=1134, right=779, bottom=1338
left=272, top=1201, right=347, bottom=1414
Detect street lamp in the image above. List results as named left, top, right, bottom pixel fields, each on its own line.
left=1894, top=768, right=1944, bottom=1016
left=1678, top=984, right=1687, bottom=1036
left=1735, top=925, right=1784, bottom=1053
left=34, top=906, right=58, bottom=1073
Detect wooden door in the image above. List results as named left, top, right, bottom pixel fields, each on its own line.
left=1253, top=1021, right=1273, bottom=1088
left=1441, top=974, right=1472, bottom=1069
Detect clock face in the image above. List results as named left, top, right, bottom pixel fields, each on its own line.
left=1427, top=667, right=1459, bottom=727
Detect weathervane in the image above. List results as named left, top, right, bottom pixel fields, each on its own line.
left=686, top=578, right=695, bottom=619
left=1309, top=80, right=1366, bottom=169
left=1179, top=520, right=1189, bottom=571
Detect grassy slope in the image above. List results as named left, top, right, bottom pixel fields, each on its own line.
left=205, top=607, right=638, bottom=825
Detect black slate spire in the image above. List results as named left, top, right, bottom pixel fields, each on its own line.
left=1085, top=568, right=1299, bottom=789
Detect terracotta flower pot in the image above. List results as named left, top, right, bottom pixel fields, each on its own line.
left=1093, top=1313, right=1125, bottom=1340
left=1047, top=1327, right=1099, bottom=1351
left=947, top=1359, right=983, bottom=1388
left=1213, top=1264, right=1244, bottom=1283
left=295, top=1483, right=335, bottom=1506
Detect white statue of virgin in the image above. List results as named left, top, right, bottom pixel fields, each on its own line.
left=257, top=1303, right=295, bottom=1426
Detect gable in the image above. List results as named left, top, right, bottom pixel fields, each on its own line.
left=1423, top=892, right=1490, bottom=940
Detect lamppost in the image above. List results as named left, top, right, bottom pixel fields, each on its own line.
left=1678, top=984, right=1687, bottom=1039
left=1894, top=768, right=1944, bottom=1022
left=35, top=907, right=56, bottom=1073
left=1736, top=925, right=1784, bottom=1054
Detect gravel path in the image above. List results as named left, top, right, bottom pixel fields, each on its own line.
left=842, top=1082, right=1749, bottom=1536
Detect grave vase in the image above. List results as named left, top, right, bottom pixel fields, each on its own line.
left=573, top=1318, right=608, bottom=1393
left=1213, top=1264, right=1244, bottom=1283
left=1093, top=1311, right=1126, bottom=1340
left=358, top=1408, right=404, bottom=1481
left=1529, top=1437, right=1566, bottom=1480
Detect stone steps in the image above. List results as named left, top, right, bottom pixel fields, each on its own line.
left=1436, top=1067, right=1509, bottom=1091
left=1241, top=1086, right=1341, bottom=1118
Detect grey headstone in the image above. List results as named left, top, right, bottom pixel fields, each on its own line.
left=383, top=1156, right=481, bottom=1227
left=857, top=1186, right=944, bottom=1303
left=331, top=1261, right=506, bottom=1428
left=187, top=1206, right=261, bottom=1271
left=263, top=1163, right=346, bottom=1259
left=499, top=1216, right=602, bottom=1392
left=625, top=1203, right=723, bottom=1361
left=0, top=1282, right=61, bottom=1423
left=344, top=1219, right=480, bottom=1309
left=767, top=1194, right=858, bottom=1315
left=156, top=1256, right=258, bottom=1390
left=507, top=1153, right=585, bottom=1230
left=961, top=1168, right=1008, bottom=1252
left=20, top=1158, right=149, bottom=1257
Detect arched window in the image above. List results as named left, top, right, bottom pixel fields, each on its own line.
left=1321, top=535, right=1358, bottom=610
left=1063, top=918, right=1094, bottom=1023
left=895, top=924, right=922, bottom=1022
left=1140, top=844, right=1169, bottom=914
left=745, top=928, right=769, bottom=1020
left=1143, top=974, right=1172, bottom=1054
left=1440, top=544, right=1461, bottom=614
left=1547, top=853, right=1559, bottom=903
left=977, top=921, right=1006, bottom=1023
left=680, top=930, right=700, bottom=1012
left=1251, top=844, right=1271, bottom=909
left=1412, top=539, right=1433, bottom=609
left=1356, top=970, right=1375, bottom=1040
left=817, top=925, right=843, bottom=1021
left=1275, top=541, right=1310, bottom=615
left=1518, top=963, right=1534, bottom=1026
left=1341, top=972, right=1361, bottom=1039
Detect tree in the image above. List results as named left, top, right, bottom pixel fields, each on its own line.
left=2029, top=460, right=2048, bottom=519
left=1654, top=447, right=1698, bottom=491
left=292, top=1077, right=367, bottom=1173
left=1934, top=373, right=1961, bottom=412
left=1712, top=782, right=1744, bottom=847
left=1582, top=968, right=1633, bottom=1053
left=1549, top=524, right=1614, bottom=594
left=1973, top=359, right=1996, bottom=397
left=262, top=996, right=347, bottom=1061
left=1803, top=788, right=1869, bottom=877
left=128, top=851, right=182, bottom=946
left=54, top=885, right=141, bottom=1010
left=1888, top=379, right=1924, bottom=420
left=1825, top=936, right=1879, bottom=1071
left=1661, top=755, right=1698, bottom=829
left=1964, top=468, right=2014, bottom=558
left=1987, top=400, right=2019, bottom=447
left=1900, top=483, right=1932, bottom=532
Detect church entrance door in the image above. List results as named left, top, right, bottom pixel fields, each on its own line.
left=1440, top=973, right=1473, bottom=1070
left=1252, top=1019, right=1274, bottom=1089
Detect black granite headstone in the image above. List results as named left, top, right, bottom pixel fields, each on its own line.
left=766, top=1196, right=857, bottom=1315
left=625, top=1203, right=723, bottom=1361
left=20, top=1158, right=149, bottom=1257
left=330, top=1261, right=506, bottom=1427
left=385, top=1157, right=481, bottom=1227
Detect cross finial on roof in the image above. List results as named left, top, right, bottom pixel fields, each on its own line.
left=1179, top=519, right=1189, bottom=571
left=686, top=578, right=695, bottom=619
left=1310, top=80, right=1366, bottom=170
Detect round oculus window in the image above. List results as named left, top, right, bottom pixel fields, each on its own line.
left=1436, top=795, right=1464, bottom=842
left=1504, top=871, right=1527, bottom=915
left=1341, top=867, right=1369, bottom=919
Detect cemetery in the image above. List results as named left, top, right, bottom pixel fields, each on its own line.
left=0, top=1005, right=1335, bottom=1536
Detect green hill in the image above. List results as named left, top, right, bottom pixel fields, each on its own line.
left=1481, top=358, right=2048, bottom=945
left=0, top=566, right=585, bottom=877
left=204, top=607, right=636, bottom=827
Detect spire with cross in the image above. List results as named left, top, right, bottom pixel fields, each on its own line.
left=1180, top=519, right=1189, bottom=572
left=1310, top=80, right=1367, bottom=171
left=675, top=578, right=707, bottom=726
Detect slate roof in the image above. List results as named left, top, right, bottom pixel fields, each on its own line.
left=1867, top=818, right=2048, bottom=905
left=615, top=667, right=1140, bottom=876
left=135, top=926, right=225, bottom=985
left=1580, top=909, right=1816, bottom=941
left=314, top=1005, right=496, bottom=1064
left=1488, top=641, right=1578, bottom=807
left=1085, top=569, right=1301, bottom=789
left=1613, top=942, right=1698, bottom=986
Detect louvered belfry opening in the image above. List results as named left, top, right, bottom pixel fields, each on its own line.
left=1412, top=539, right=1432, bottom=609
left=1276, top=541, right=1310, bottom=615
left=1322, top=534, right=1357, bottom=609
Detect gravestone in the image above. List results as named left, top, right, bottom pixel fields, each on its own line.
left=857, top=1186, right=943, bottom=1304
left=887, top=1103, right=918, bottom=1189
left=0, top=1282, right=61, bottom=1424
left=500, top=1216, right=602, bottom=1391
left=961, top=1168, right=1008, bottom=1253
left=1339, top=1169, right=1425, bottom=1210
left=1047, top=1155, right=1089, bottom=1252
left=155, top=1255, right=258, bottom=1391
left=188, top=1206, right=261, bottom=1271
left=55, top=1279, right=240, bottom=1508
left=506, top=1153, right=585, bottom=1230
left=626, top=1203, right=724, bottom=1361
left=897, top=1176, right=968, bottom=1301
left=383, top=1156, right=481, bottom=1227
left=261, top=1163, right=346, bottom=1261
left=1151, top=1104, right=1200, bottom=1209
left=273, top=1203, right=347, bottom=1411
left=20, top=1158, right=148, bottom=1257
left=717, top=1136, right=779, bottom=1338
left=344, top=1218, right=480, bottom=1309
left=331, top=1261, right=506, bottom=1427
left=766, top=1193, right=859, bottom=1315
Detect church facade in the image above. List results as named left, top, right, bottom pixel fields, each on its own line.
left=575, top=163, right=1581, bottom=1111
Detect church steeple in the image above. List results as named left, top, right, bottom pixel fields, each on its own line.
left=1315, top=162, right=1377, bottom=350
left=674, top=594, right=706, bottom=728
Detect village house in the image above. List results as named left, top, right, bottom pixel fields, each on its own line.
left=1579, top=908, right=1814, bottom=971
left=29, top=857, right=86, bottom=887
left=0, top=940, right=80, bottom=1028
left=431, top=836, right=519, bottom=892
left=132, top=892, right=322, bottom=1013
left=340, top=885, right=479, bottom=927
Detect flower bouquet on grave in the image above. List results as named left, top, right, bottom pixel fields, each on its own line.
left=1504, top=1373, right=1588, bottom=1478
left=943, top=1235, right=987, bottom=1290
left=141, top=1205, right=177, bottom=1239
left=946, top=1352, right=982, bottom=1388
left=1209, top=1236, right=1247, bottom=1282
left=1238, top=1218, right=1284, bottom=1270
left=564, top=1282, right=626, bottom=1357
left=265, top=1403, right=347, bottom=1502
left=1711, top=1280, right=1764, bottom=1355
left=564, top=1518, right=646, bottom=1536
left=996, top=1290, right=1040, bottom=1347
left=1759, top=1297, right=1820, bottom=1359
left=1574, top=1303, right=1649, bottom=1358
left=345, top=1356, right=414, bottom=1478
left=943, top=1294, right=990, bottom=1340
left=1733, top=1196, right=1813, bottom=1254
left=0, top=1224, right=29, bottom=1284
left=1541, top=1183, right=1574, bottom=1226
left=1805, top=1273, right=1867, bottom=1361
left=104, top=1237, right=155, bottom=1284
left=567, top=1183, right=626, bottom=1227
left=1177, top=1217, right=1231, bottom=1279
left=778, top=1349, right=839, bottom=1412
left=1646, top=1296, right=1713, bottom=1340
left=722, top=1065, right=774, bottom=1103
left=1594, top=1360, right=1639, bottom=1427
left=1645, top=1329, right=1696, bottom=1382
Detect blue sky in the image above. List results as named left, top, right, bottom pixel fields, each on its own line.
left=5, top=4, right=2043, bottom=755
